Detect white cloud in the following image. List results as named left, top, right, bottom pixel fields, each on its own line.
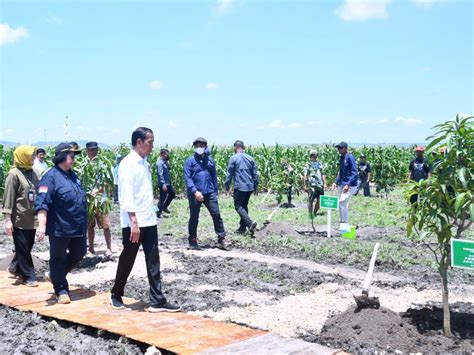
left=394, top=116, right=423, bottom=126
left=206, top=83, right=219, bottom=90
left=167, top=120, right=179, bottom=129
left=269, top=120, right=283, bottom=129
left=149, top=80, right=163, bottom=90
left=215, top=0, right=235, bottom=14
left=335, top=0, right=391, bottom=22
left=0, top=23, right=29, bottom=45
left=288, top=122, right=303, bottom=129
left=413, top=0, right=446, bottom=6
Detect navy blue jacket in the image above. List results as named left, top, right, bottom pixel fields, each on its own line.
left=224, top=152, right=259, bottom=192
left=35, top=166, right=87, bottom=238
left=335, top=153, right=358, bottom=187
left=156, top=159, right=171, bottom=187
left=184, top=153, right=218, bottom=195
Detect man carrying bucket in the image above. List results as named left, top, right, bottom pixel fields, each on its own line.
left=332, top=142, right=358, bottom=231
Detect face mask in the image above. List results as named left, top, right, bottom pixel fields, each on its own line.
left=195, top=147, right=205, bottom=155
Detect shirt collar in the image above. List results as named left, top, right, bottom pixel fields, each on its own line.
left=131, top=149, right=148, bottom=164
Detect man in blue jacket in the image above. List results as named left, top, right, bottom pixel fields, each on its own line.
left=184, top=137, right=226, bottom=249
left=332, top=142, right=358, bottom=226
left=225, top=140, right=259, bottom=236
left=156, top=149, right=175, bottom=218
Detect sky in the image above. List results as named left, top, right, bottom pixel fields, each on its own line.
left=0, top=0, right=472, bottom=147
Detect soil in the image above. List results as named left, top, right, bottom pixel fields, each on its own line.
left=0, top=253, right=49, bottom=277
left=0, top=305, right=145, bottom=354
left=309, top=303, right=474, bottom=353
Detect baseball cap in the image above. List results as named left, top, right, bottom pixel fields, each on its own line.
left=309, top=149, right=318, bottom=156
left=86, top=141, right=99, bottom=149
left=415, top=146, right=425, bottom=152
left=335, top=141, right=348, bottom=149
left=193, top=137, right=207, bottom=145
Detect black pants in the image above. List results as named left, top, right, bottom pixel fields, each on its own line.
left=410, top=194, right=419, bottom=205
left=188, top=193, right=225, bottom=240
left=111, top=225, right=166, bottom=307
left=114, top=184, right=119, bottom=203
left=49, top=236, right=87, bottom=295
left=234, top=190, right=254, bottom=230
left=13, top=229, right=36, bottom=282
left=157, top=185, right=176, bottom=216
left=355, top=180, right=371, bottom=197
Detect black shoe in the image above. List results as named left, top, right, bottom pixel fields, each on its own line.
left=156, top=212, right=162, bottom=218
left=188, top=238, right=201, bottom=250
left=249, top=222, right=258, bottom=237
left=148, top=302, right=181, bottom=313
left=110, top=294, right=126, bottom=310
left=217, top=237, right=226, bottom=250
left=163, top=208, right=171, bottom=214
left=235, top=228, right=246, bottom=235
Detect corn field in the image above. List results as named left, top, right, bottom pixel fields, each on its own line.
left=0, top=144, right=414, bottom=201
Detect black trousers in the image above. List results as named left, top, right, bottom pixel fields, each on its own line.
left=157, top=185, right=176, bottom=216
left=12, top=229, right=36, bottom=282
left=49, top=235, right=87, bottom=295
left=355, top=180, right=371, bottom=197
left=188, top=193, right=225, bottom=240
left=111, top=225, right=166, bottom=307
left=234, top=190, right=254, bottom=230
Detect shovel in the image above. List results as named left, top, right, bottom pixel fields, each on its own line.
left=258, top=203, right=282, bottom=231
left=353, top=242, right=381, bottom=309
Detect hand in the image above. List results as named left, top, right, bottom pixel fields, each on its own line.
left=4, top=220, right=13, bottom=236
left=304, top=187, right=308, bottom=193
left=130, top=223, right=141, bottom=243
left=162, top=185, right=168, bottom=192
left=331, top=183, right=337, bottom=190
left=343, top=185, right=349, bottom=193
left=254, top=190, right=258, bottom=196
left=36, top=224, right=46, bottom=242
left=194, top=191, right=204, bottom=202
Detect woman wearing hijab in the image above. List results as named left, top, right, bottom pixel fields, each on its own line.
left=35, top=143, right=87, bottom=304
left=2, top=145, right=40, bottom=287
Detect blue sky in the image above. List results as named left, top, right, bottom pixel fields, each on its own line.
left=1, top=0, right=472, bottom=147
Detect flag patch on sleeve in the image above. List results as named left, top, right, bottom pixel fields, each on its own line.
left=39, top=186, right=48, bottom=194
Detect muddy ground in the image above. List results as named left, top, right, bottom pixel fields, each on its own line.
left=0, top=213, right=473, bottom=353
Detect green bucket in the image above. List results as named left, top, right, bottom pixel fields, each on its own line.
left=342, top=226, right=357, bottom=239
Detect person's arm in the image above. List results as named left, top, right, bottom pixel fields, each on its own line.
left=224, top=156, right=235, bottom=192
left=2, top=173, right=17, bottom=236
left=128, top=212, right=141, bottom=243
left=184, top=158, right=203, bottom=201
left=35, top=173, right=55, bottom=241
left=118, top=163, right=136, bottom=213
left=303, top=165, right=309, bottom=191
left=407, top=161, right=414, bottom=181
left=210, top=157, right=219, bottom=195
left=366, top=163, right=372, bottom=182
left=36, top=210, right=47, bottom=241
left=252, top=159, right=259, bottom=193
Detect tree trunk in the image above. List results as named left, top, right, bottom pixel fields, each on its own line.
left=439, top=249, right=452, bottom=337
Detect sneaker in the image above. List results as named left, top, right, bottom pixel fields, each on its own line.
left=235, top=228, right=247, bottom=234
left=44, top=271, right=52, bottom=284
left=56, top=293, right=71, bottom=304
left=188, top=238, right=201, bottom=250
left=249, top=222, right=257, bottom=237
left=148, top=302, right=181, bottom=313
left=110, top=294, right=126, bottom=310
left=25, top=280, right=38, bottom=287
left=8, top=265, right=19, bottom=277
left=163, top=208, right=171, bottom=214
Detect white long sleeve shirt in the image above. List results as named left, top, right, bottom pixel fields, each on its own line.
left=118, top=149, right=156, bottom=228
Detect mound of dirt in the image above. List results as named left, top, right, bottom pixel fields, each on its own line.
left=0, top=253, right=49, bottom=276
left=257, top=222, right=300, bottom=237
left=313, top=305, right=474, bottom=353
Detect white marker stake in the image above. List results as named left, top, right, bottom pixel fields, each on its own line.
left=327, top=209, right=332, bottom=238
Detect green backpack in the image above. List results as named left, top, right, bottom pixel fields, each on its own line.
left=307, top=162, right=323, bottom=190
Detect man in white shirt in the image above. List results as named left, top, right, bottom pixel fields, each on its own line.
left=109, top=127, right=180, bottom=313
left=33, top=148, right=48, bottom=176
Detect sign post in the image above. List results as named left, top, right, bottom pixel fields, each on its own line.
left=320, top=195, right=339, bottom=238
left=451, top=239, right=474, bottom=270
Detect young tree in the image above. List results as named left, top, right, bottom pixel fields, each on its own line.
left=406, top=114, right=473, bottom=336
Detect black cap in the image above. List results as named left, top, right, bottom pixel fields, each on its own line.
left=86, top=141, right=99, bottom=149
left=55, top=142, right=81, bottom=156
left=233, top=140, right=244, bottom=148
left=335, top=141, right=348, bottom=149
left=193, top=137, right=207, bottom=145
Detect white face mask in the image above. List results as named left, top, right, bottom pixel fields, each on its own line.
left=195, top=147, right=205, bottom=155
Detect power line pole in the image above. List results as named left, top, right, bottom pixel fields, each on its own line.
left=64, top=115, right=69, bottom=141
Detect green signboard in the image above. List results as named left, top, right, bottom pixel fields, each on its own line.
left=320, top=195, right=339, bottom=210
left=451, top=239, right=474, bottom=270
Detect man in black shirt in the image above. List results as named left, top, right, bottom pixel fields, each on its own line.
left=356, top=154, right=372, bottom=197
left=408, top=146, right=431, bottom=204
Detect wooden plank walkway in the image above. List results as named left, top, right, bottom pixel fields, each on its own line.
left=0, top=271, right=340, bottom=354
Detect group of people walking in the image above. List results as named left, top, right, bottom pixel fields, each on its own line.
left=2, top=129, right=429, bottom=310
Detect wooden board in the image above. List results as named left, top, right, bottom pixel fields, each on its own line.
left=0, top=271, right=338, bottom=354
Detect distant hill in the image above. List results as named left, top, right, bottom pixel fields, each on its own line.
left=30, top=141, right=111, bottom=149
left=0, top=141, right=20, bottom=148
